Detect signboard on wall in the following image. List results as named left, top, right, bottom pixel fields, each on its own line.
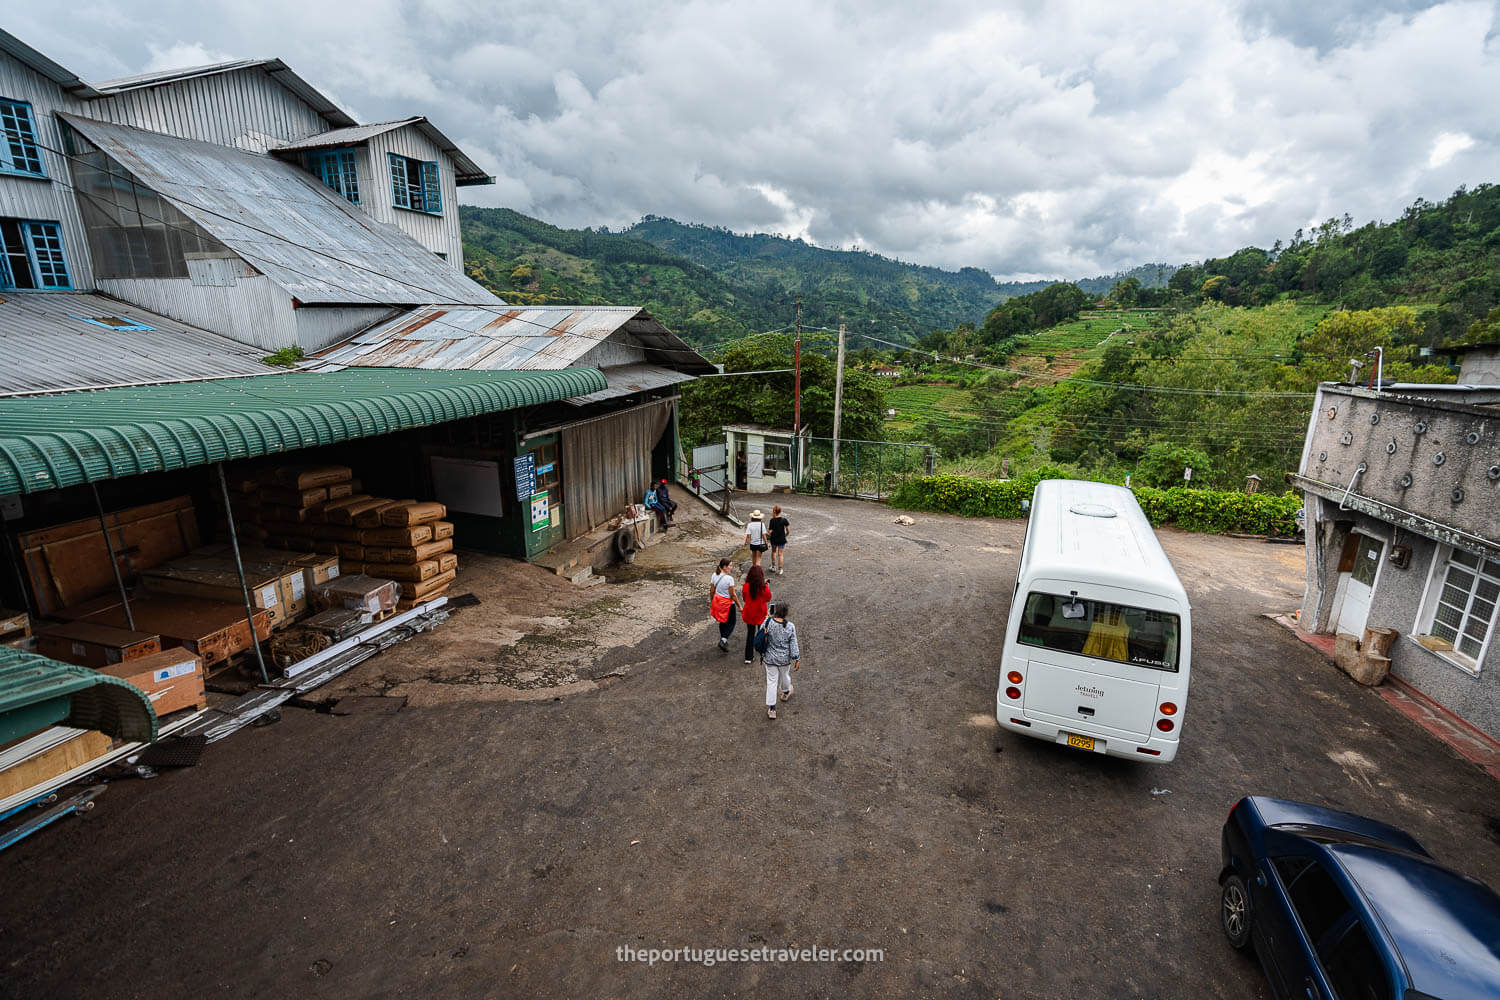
left=513, top=455, right=536, bottom=500
left=430, top=457, right=503, bottom=516
left=529, top=491, right=550, bottom=532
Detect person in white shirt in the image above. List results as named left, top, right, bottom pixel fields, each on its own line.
left=709, top=557, right=742, bottom=653
left=744, top=509, right=769, bottom=568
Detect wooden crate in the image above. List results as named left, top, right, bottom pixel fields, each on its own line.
left=0, top=729, right=113, bottom=801
left=141, top=562, right=291, bottom=629
left=75, top=595, right=270, bottom=669
left=0, top=609, right=30, bottom=646
left=19, top=496, right=200, bottom=616
left=35, top=622, right=162, bottom=667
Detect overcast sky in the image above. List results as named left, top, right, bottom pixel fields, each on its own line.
left=12, top=1, right=1499, bottom=280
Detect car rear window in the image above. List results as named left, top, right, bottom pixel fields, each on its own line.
left=1016, top=592, right=1180, bottom=672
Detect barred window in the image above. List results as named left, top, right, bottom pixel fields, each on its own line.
left=1419, top=547, right=1499, bottom=670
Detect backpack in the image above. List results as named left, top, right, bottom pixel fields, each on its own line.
left=753, top=618, right=776, bottom=656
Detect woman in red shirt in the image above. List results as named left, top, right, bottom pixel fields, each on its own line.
left=741, top=565, right=773, bottom=664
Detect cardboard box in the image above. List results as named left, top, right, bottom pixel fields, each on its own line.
left=36, top=621, right=162, bottom=667
left=310, top=575, right=400, bottom=616
left=196, top=546, right=339, bottom=590
left=98, top=648, right=206, bottom=718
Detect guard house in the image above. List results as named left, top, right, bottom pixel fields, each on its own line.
left=721, top=425, right=810, bottom=493
left=1291, top=346, right=1500, bottom=740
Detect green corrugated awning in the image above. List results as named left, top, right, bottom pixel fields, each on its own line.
left=0, top=368, right=608, bottom=496
left=0, top=649, right=157, bottom=744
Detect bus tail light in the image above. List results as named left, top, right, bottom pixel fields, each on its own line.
left=1005, top=686, right=1021, bottom=700
left=1007, top=671, right=1023, bottom=684
left=1156, top=718, right=1175, bottom=732
left=1159, top=702, right=1178, bottom=716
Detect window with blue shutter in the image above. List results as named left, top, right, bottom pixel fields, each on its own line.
left=388, top=153, right=442, bottom=215
left=0, top=218, right=71, bottom=289
left=0, top=98, right=46, bottom=178
left=306, top=148, right=359, bottom=203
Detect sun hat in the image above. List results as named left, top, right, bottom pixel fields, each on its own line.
left=750, top=509, right=764, bottom=519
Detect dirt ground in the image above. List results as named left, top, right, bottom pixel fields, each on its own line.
left=4, top=493, right=1499, bottom=1000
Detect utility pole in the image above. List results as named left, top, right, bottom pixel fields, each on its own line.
left=830, top=322, right=846, bottom=493
left=793, top=295, right=803, bottom=483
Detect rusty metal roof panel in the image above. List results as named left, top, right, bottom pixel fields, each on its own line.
left=0, top=291, right=276, bottom=396
left=60, top=115, right=503, bottom=308
left=305, top=306, right=714, bottom=374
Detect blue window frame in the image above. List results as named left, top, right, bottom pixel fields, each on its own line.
left=306, top=148, right=359, bottom=203
left=0, top=218, right=70, bottom=289
left=69, top=314, right=156, bottom=332
left=0, top=99, right=45, bottom=177
left=388, top=153, right=441, bottom=214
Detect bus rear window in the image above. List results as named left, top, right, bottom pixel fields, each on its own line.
left=1016, top=592, right=1180, bottom=672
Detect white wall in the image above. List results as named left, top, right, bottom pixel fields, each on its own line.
left=362, top=125, right=463, bottom=266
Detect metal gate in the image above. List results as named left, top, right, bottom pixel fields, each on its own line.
left=691, top=442, right=727, bottom=493
left=803, top=438, right=936, bottom=499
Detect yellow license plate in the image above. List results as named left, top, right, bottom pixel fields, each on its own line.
left=1066, top=733, right=1096, bottom=752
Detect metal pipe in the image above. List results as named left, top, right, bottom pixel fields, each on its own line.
left=89, top=483, right=135, bottom=632
left=1338, top=463, right=1368, bottom=511
left=216, top=462, right=269, bottom=684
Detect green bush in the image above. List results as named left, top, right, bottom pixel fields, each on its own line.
left=890, top=474, right=1302, bottom=537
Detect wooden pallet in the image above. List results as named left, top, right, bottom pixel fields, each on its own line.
left=0, top=609, right=31, bottom=649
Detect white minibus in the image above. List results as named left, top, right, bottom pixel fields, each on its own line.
left=996, top=479, right=1192, bottom=762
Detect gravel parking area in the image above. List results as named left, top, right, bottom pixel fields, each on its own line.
left=3, top=494, right=1498, bottom=999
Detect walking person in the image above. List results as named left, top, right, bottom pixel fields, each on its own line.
left=740, top=565, right=773, bottom=664
left=761, top=602, right=801, bottom=720
left=767, top=505, right=790, bottom=575
left=745, top=509, right=769, bottom=568
left=709, top=558, right=741, bottom=654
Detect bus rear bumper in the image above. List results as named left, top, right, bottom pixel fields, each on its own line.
left=996, top=709, right=1180, bottom=763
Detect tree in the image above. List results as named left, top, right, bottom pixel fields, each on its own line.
left=678, top=334, right=885, bottom=447
left=1107, top=276, right=1141, bottom=307
left=1136, top=443, right=1213, bottom=488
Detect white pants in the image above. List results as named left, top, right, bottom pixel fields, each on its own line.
left=765, top=660, right=792, bottom=706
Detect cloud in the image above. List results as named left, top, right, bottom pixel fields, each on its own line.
left=11, top=0, right=1500, bottom=280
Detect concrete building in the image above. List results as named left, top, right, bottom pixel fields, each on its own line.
left=1292, top=347, right=1500, bottom=738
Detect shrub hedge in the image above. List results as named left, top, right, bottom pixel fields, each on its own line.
left=889, top=472, right=1302, bottom=537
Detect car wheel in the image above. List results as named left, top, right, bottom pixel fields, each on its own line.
left=1220, top=874, right=1252, bottom=950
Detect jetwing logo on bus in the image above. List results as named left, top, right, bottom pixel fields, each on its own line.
left=1075, top=684, right=1105, bottom=699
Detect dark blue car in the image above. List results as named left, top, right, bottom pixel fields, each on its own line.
left=1219, top=796, right=1500, bottom=1000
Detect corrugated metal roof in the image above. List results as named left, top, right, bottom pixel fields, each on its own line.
left=0, top=291, right=276, bottom=396
left=565, top=364, right=698, bottom=406
left=273, top=118, right=492, bottom=185
left=0, top=367, right=606, bottom=496
left=92, top=58, right=358, bottom=127
left=0, top=648, right=157, bottom=744
left=307, top=305, right=715, bottom=375
left=61, top=114, right=503, bottom=308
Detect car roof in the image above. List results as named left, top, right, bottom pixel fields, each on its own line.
left=1326, top=842, right=1500, bottom=1000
